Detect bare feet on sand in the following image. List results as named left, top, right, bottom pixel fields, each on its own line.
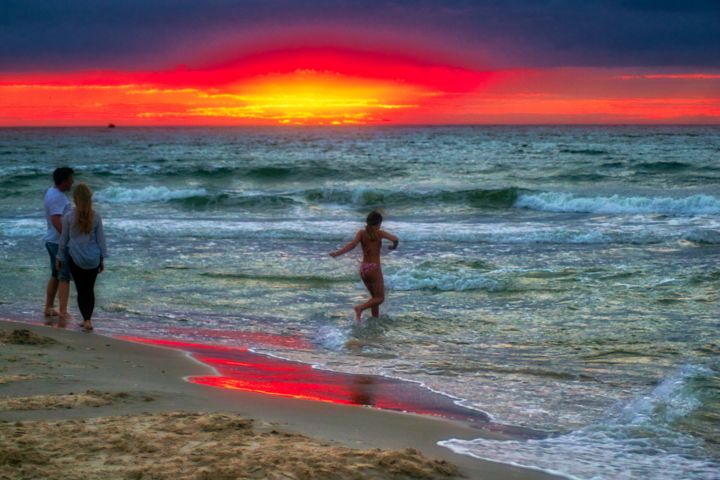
left=43, top=308, right=59, bottom=325
left=57, top=313, right=70, bottom=328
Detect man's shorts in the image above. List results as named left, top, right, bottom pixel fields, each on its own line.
left=45, top=242, right=72, bottom=281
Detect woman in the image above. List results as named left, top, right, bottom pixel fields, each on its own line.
left=57, top=183, right=107, bottom=332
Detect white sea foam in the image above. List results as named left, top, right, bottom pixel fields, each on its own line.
left=315, top=325, right=351, bottom=351
left=104, top=218, right=714, bottom=246
left=683, top=229, right=720, bottom=244
left=95, top=186, right=207, bottom=203
left=439, top=364, right=720, bottom=480
left=1, top=216, right=714, bottom=246
left=0, top=218, right=44, bottom=237
left=516, top=192, right=720, bottom=215
left=387, top=267, right=511, bottom=292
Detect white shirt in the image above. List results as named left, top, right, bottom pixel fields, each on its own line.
left=43, top=186, right=70, bottom=244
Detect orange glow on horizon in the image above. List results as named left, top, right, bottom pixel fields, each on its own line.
left=1, top=47, right=719, bottom=125
left=0, top=47, right=481, bottom=126
left=139, top=70, right=430, bottom=125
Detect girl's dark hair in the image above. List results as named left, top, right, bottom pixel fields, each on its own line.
left=367, top=210, right=382, bottom=226
left=366, top=211, right=382, bottom=240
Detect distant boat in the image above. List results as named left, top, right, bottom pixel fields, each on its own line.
left=107, top=123, right=116, bottom=128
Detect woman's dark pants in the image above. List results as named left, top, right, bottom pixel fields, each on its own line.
left=68, top=257, right=99, bottom=321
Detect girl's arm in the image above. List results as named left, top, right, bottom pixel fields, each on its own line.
left=381, top=230, right=399, bottom=250
left=330, top=231, right=361, bottom=258
left=96, top=213, right=107, bottom=272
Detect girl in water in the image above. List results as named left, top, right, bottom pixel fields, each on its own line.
left=330, top=211, right=399, bottom=321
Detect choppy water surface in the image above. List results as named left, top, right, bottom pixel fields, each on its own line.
left=1, top=126, right=719, bottom=479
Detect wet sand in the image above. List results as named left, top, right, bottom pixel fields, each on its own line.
left=0, top=319, right=559, bottom=479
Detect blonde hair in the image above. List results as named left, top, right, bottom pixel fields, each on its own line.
left=73, top=183, right=94, bottom=235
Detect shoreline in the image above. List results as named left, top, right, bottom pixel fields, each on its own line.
left=0, top=318, right=560, bottom=479
left=116, top=333, right=545, bottom=439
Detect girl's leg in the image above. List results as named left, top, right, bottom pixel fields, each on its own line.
left=355, top=274, right=373, bottom=320
left=356, top=269, right=385, bottom=319
left=68, top=258, right=99, bottom=326
left=82, top=267, right=99, bottom=325
left=370, top=273, right=385, bottom=318
left=68, top=258, right=87, bottom=319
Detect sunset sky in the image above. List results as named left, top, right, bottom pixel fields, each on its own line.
left=1, top=0, right=719, bottom=126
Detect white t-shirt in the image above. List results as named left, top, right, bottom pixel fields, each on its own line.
left=43, top=186, right=70, bottom=244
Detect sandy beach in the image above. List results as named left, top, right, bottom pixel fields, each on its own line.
left=0, top=319, right=559, bottom=479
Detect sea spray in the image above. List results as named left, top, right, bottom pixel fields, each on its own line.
left=440, top=365, right=720, bottom=480
left=515, top=192, right=720, bottom=215
left=315, top=325, right=352, bottom=351
left=1, top=216, right=715, bottom=245
left=95, top=186, right=208, bottom=203
left=88, top=184, right=720, bottom=218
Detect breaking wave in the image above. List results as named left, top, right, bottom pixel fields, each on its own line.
left=95, top=186, right=208, bottom=204
left=515, top=192, right=720, bottom=216
left=440, top=364, right=720, bottom=480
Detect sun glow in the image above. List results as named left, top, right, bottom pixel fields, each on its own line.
left=1, top=47, right=718, bottom=125
left=0, top=47, right=464, bottom=126
left=141, top=70, right=429, bottom=125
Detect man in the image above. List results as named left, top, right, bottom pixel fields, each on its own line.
left=43, top=167, right=74, bottom=326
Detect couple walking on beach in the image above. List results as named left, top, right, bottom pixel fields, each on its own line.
left=43, top=167, right=107, bottom=332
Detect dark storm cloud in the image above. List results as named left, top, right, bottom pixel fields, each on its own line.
left=1, top=0, right=719, bottom=70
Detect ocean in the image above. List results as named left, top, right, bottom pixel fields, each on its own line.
left=1, top=125, right=718, bottom=479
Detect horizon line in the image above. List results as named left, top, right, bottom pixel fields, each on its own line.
left=1, top=123, right=719, bottom=128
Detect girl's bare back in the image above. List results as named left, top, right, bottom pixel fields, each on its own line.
left=359, top=230, right=382, bottom=264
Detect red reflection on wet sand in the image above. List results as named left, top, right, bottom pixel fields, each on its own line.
left=118, top=334, right=491, bottom=424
